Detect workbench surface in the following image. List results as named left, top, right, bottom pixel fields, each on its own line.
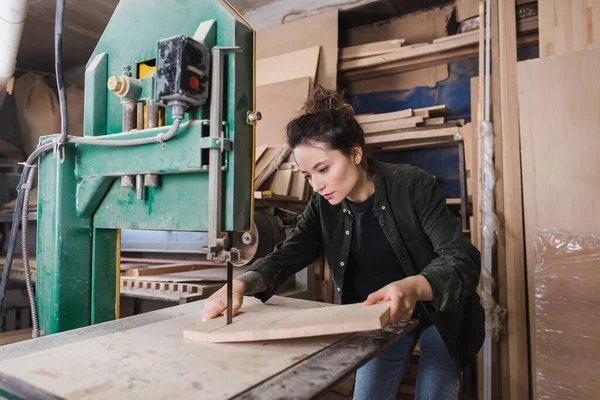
left=0, top=296, right=344, bottom=399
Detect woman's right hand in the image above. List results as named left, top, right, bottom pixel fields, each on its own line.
left=202, top=279, right=246, bottom=321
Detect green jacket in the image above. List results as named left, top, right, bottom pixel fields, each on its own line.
left=247, top=161, right=485, bottom=369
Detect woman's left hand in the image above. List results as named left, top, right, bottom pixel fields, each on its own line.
left=363, top=275, right=433, bottom=321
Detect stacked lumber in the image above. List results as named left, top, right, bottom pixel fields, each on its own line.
left=254, top=144, right=310, bottom=202
left=339, top=31, right=479, bottom=81
left=339, top=28, right=538, bottom=82
left=355, top=105, right=463, bottom=148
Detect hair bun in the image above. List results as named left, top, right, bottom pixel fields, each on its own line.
left=301, top=84, right=354, bottom=115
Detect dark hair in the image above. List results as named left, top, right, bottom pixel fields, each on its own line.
left=285, top=84, right=378, bottom=179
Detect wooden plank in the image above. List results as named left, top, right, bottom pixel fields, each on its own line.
left=268, top=169, right=293, bottom=196
left=184, top=301, right=391, bottom=343
left=254, top=191, right=300, bottom=202
left=432, top=30, right=478, bottom=43
left=289, top=171, right=307, bottom=201
left=255, top=145, right=292, bottom=188
left=346, top=65, right=449, bottom=95
left=344, top=5, right=454, bottom=46
left=340, top=31, right=479, bottom=72
left=489, top=3, right=509, bottom=399
left=498, top=1, right=529, bottom=399
left=342, top=32, right=538, bottom=82
left=365, top=127, right=458, bottom=145
left=255, top=144, right=269, bottom=162
left=414, top=105, right=449, bottom=117
left=121, top=268, right=244, bottom=283
left=361, top=116, right=424, bottom=134
left=539, top=0, right=600, bottom=57
left=254, top=96, right=292, bottom=154
left=256, top=47, right=319, bottom=87
left=339, top=39, right=405, bottom=60
left=124, top=263, right=213, bottom=277
left=518, top=47, right=600, bottom=399
left=354, top=108, right=412, bottom=124
left=257, top=11, right=338, bottom=89
left=377, top=138, right=456, bottom=152
left=423, top=117, right=445, bottom=126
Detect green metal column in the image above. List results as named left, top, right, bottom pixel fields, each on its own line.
left=91, top=228, right=119, bottom=324
left=36, top=144, right=92, bottom=334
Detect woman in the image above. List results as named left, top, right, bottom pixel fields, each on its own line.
left=203, top=86, right=485, bottom=400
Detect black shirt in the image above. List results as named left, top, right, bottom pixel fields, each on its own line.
left=342, top=193, right=431, bottom=327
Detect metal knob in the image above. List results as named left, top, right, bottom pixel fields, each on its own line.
left=246, top=111, right=262, bottom=125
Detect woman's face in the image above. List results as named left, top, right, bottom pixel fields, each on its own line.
left=294, top=142, right=362, bottom=206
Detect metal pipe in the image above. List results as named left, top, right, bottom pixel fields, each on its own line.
left=123, top=102, right=136, bottom=132
left=136, top=175, right=144, bottom=200
left=136, top=102, right=144, bottom=130
left=146, top=102, right=159, bottom=128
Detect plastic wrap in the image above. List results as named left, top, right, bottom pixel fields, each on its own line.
left=534, top=229, right=600, bottom=400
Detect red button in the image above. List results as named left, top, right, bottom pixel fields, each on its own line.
left=189, top=75, right=200, bottom=90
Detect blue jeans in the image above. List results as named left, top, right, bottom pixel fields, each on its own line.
left=353, top=325, right=460, bottom=400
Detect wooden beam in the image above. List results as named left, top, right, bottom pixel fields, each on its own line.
left=339, top=39, right=406, bottom=60
left=354, top=108, right=412, bottom=124
left=361, top=116, right=424, bottom=134
left=365, top=127, right=458, bottom=145
left=490, top=1, right=509, bottom=398
left=184, top=301, right=391, bottom=343
left=498, top=0, right=529, bottom=399
left=124, top=263, right=214, bottom=277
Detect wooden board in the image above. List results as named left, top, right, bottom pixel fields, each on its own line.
left=254, top=145, right=292, bottom=188
left=423, top=117, right=445, bottom=126
left=365, top=127, right=458, bottom=146
left=344, top=5, right=454, bottom=46
left=518, top=47, right=600, bottom=399
left=268, top=169, right=293, bottom=196
left=339, top=39, right=405, bottom=60
left=346, top=65, right=449, bottom=95
left=255, top=144, right=269, bottom=162
left=533, top=230, right=600, bottom=400
left=361, top=116, right=424, bottom=134
left=184, top=301, right=391, bottom=343
left=124, top=263, right=213, bottom=277
left=256, top=77, right=311, bottom=147
left=256, top=47, right=319, bottom=87
left=289, top=171, right=308, bottom=201
left=120, top=268, right=244, bottom=283
left=340, top=31, right=479, bottom=72
left=254, top=191, right=300, bottom=202
left=498, top=1, right=529, bottom=399
left=0, top=297, right=343, bottom=399
left=355, top=108, right=412, bottom=124
left=257, top=11, right=338, bottom=90
left=539, top=0, right=600, bottom=57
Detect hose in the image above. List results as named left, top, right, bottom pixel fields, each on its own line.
left=21, top=165, right=40, bottom=337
